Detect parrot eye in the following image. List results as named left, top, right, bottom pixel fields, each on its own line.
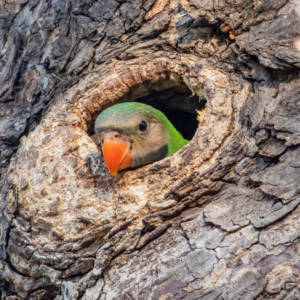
left=138, top=120, right=147, bottom=132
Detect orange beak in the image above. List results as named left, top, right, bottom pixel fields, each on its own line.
left=101, top=135, right=132, bottom=177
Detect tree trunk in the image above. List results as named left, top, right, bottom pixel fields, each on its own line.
left=1, top=0, right=300, bottom=299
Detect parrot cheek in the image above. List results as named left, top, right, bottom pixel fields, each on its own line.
left=102, top=140, right=131, bottom=177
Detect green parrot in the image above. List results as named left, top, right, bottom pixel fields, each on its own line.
left=95, top=102, right=189, bottom=177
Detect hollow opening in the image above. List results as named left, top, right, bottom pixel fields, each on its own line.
left=88, top=81, right=207, bottom=142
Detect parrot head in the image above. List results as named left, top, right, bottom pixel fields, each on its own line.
left=95, top=102, right=171, bottom=177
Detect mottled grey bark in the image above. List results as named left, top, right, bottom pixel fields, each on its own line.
left=1, top=0, right=300, bottom=299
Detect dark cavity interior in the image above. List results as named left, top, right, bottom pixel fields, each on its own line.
left=135, top=86, right=206, bottom=141
left=88, top=85, right=206, bottom=141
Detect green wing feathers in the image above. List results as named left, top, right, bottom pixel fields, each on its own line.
left=164, top=119, right=189, bottom=156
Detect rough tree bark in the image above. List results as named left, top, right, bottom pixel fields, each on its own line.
left=1, top=0, right=300, bottom=299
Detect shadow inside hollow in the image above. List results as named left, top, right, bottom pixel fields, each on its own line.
left=136, top=87, right=206, bottom=140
